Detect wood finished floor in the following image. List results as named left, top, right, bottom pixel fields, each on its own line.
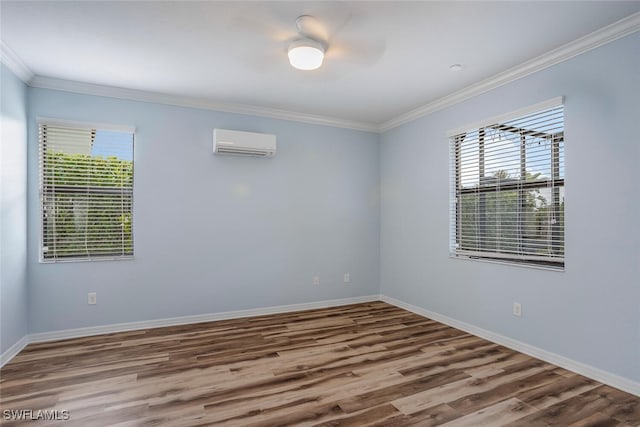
left=1, top=302, right=639, bottom=426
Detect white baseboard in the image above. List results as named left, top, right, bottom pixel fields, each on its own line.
left=380, top=294, right=640, bottom=397
left=24, top=294, right=379, bottom=345
left=5, top=293, right=638, bottom=398
left=1, top=295, right=378, bottom=367
left=0, top=335, right=28, bottom=368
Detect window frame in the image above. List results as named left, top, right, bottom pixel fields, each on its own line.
left=37, top=117, right=136, bottom=263
left=448, top=98, right=565, bottom=271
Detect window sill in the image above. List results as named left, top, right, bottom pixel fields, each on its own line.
left=449, top=254, right=564, bottom=272
left=39, top=255, right=134, bottom=264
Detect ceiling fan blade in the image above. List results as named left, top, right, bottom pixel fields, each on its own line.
left=295, top=15, right=328, bottom=42
left=327, top=39, right=387, bottom=67
left=228, top=3, right=296, bottom=43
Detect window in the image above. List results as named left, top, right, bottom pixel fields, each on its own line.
left=38, top=119, right=135, bottom=262
left=449, top=98, right=564, bottom=269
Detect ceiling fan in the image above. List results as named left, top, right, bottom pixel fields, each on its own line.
left=287, top=15, right=328, bottom=71
left=230, top=6, right=386, bottom=73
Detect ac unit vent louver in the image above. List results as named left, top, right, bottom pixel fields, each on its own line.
left=213, top=129, right=276, bottom=157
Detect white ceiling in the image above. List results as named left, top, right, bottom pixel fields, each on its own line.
left=2, top=1, right=639, bottom=130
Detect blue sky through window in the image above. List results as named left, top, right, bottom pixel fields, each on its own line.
left=91, top=130, right=133, bottom=160
left=458, top=106, right=564, bottom=188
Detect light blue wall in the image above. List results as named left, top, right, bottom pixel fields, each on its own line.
left=1, top=64, right=29, bottom=354
left=27, top=90, right=380, bottom=332
left=380, top=32, right=640, bottom=381
left=9, top=29, right=639, bottom=387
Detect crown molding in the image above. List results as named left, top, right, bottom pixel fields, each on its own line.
left=379, top=11, right=640, bottom=133
left=28, top=75, right=379, bottom=133
left=8, top=11, right=640, bottom=134
left=0, top=41, right=34, bottom=83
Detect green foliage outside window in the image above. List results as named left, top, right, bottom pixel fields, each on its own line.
left=459, top=171, right=564, bottom=258
left=42, top=152, right=133, bottom=259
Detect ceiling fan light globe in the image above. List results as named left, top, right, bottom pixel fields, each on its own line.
left=288, top=39, right=324, bottom=71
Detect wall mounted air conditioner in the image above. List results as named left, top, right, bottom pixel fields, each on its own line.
left=213, top=128, right=276, bottom=157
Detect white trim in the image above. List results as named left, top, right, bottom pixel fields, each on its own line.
left=449, top=254, right=564, bottom=273
left=0, top=41, right=34, bottom=83
left=27, top=295, right=379, bottom=343
left=4, top=294, right=640, bottom=398
left=0, top=335, right=29, bottom=368
left=13, top=12, right=639, bottom=134
left=380, top=12, right=640, bottom=132
left=29, top=76, right=379, bottom=133
left=39, top=255, right=134, bottom=264
left=1, top=295, right=378, bottom=366
left=380, top=294, right=640, bottom=397
left=37, top=117, right=136, bottom=133
left=446, top=96, right=564, bottom=137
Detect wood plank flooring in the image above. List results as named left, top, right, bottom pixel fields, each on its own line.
left=1, top=302, right=639, bottom=426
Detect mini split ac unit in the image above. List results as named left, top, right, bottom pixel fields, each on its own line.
left=213, top=128, right=276, bottom=157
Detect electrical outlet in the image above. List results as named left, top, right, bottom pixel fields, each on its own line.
left=88, top=292, right=97, bottom=305
left=313, top=276, right=320, bottom=285
left=343, top=273, right=351, bottom=283
left=512, top=302, right=522, bottom=317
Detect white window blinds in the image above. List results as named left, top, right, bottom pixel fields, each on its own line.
left=449, top=98, right=565, bottom=269
left=39, top=120, right=135, bottom=262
